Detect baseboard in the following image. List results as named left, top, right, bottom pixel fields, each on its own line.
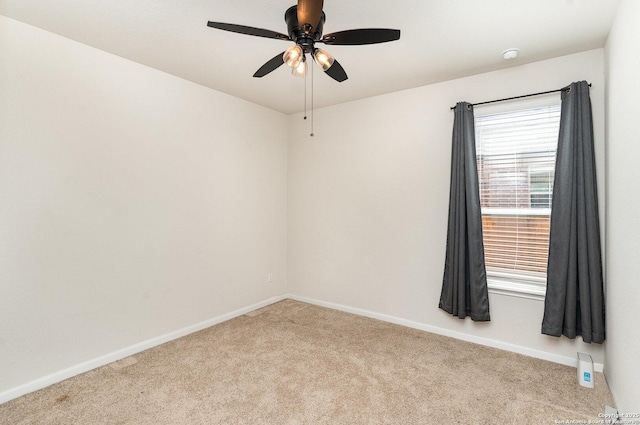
left=1, top=292, right=604, bottom=405
left=602, top=368, right=619, bottom=410
left=0, top=294, right=288, bottom=405
left=286, top=294, right=605, bottom=373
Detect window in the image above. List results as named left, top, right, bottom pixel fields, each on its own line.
left=474, top=98, right=561, bottom=298
left=529, top=168, right=554, bottom=209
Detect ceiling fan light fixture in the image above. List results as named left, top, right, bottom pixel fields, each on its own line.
left=207, top=1, right=401, bottom=83
left=313, top=48, right=334, bottom=71
left=283, top=45, right=304, bottom=68
left=291, top=56, right=307, bottom=77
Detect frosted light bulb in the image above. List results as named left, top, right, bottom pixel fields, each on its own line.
left=283, top=45, right=304, bottom=68
left=313, top=48, right=334, bottom=71
left=292, top=57, right=307, bottom=77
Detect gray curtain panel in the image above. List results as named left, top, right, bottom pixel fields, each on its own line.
left=542, top=81, right=605, bottom=343
left=439, top=102, right=490, bottom=321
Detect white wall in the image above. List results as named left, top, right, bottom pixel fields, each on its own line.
left=1, top=11, right=625, bottom=407
left=288, top=50, right=606, bottom=367
left=0, top=16, right=287, bottom=398
left=604, top=0, right=640, bottom=414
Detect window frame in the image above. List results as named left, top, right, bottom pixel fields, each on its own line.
left=474, top=95, right=561, bottom=300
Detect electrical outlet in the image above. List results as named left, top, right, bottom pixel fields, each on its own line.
left=268, top=273, right=272, bottom=282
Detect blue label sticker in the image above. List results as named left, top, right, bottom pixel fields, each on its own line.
left=584, top=372, right=591, bottom=382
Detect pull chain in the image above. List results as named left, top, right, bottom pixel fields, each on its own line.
left=303, top=58, right=307, bottom=121
left=301, top=55, right=314, bottom=137
left=310, top=57, right=314, bottom=137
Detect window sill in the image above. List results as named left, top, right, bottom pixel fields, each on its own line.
left=487, top=278, right=546, bottom=301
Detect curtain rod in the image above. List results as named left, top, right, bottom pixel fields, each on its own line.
left=449, top=83, right=591, bottom=110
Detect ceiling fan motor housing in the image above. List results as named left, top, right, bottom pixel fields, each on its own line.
left=285, top=6, right=325, bottom=53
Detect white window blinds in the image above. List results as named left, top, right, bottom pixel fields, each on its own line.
left=475, top=101, right=561, bottom=290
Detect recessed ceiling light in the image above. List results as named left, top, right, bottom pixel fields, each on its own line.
left=502, top=48, right=520, bottom=60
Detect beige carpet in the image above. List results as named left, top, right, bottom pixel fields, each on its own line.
left=0, top=300, right=614, bottom=424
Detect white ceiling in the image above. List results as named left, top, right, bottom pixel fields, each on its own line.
left=0, top=0, right=621, bottom=114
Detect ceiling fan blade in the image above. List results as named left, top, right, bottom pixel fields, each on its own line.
left=297, top=0, right=324, bottom=31
left=207, top=22, right=290, bottom=41
left=324, top=59, right=348, bottom=82
left=253, top=52, right=287, bottom=78
left=321, top=29, right=401, bottom=45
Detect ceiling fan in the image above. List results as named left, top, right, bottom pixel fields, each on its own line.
left=207, top=0, right=401, bottom=82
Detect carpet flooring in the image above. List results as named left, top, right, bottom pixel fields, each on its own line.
left=0, top=299, right=614, bottom=424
